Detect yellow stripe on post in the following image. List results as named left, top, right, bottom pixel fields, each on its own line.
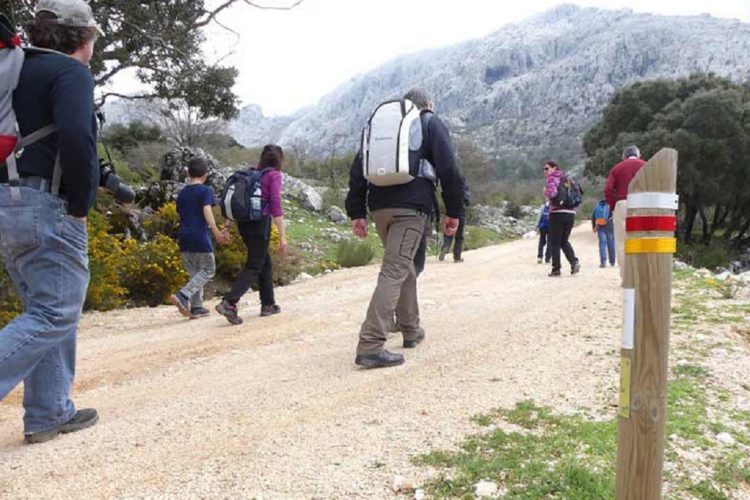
left=625, top=238, right=677, bottom=255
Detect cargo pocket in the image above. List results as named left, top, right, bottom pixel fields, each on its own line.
left=398, top=227, right=421, bottom=259
left=0, top=207, right=41, bottom=260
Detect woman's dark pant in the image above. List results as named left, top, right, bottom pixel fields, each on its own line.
left=537, top=228, right=551, bottom=261
left=225, top=220, right=275, bottom=307
left=548, top=212, right=578, bottom=273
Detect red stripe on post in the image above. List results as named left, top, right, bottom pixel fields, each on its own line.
left=626, top=216, right=677, bottom=232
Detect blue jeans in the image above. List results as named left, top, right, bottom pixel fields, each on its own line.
left=597, top=225, right=616, bottom=265
left=0, top=186, right=89, bottom=433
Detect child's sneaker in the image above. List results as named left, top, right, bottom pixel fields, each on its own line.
left=169, top=293, right=191, bottom=317
left=216, top=300, right=243, bottom=325
left=190, top=307, right=210, bottom=319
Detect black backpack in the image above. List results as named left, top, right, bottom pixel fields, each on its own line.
left=220, top=168, right=272, bottom=223
left=553, top=175, right=583, bottom=209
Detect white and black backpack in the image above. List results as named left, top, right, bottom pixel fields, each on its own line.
left=0, top=14, right=61, bottom=200
left=361, top=98, right=436, bottom=187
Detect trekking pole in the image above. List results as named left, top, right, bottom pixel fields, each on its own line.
left=615, top=148, right=678, bottom=499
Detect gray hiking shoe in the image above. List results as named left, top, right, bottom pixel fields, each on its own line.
left=355, top=350, right=405, bottom=368
left=571, top=261, right=581, bottom=275
left=403, top=328, right=426, bottom=349
left=25, top=408, right=99, bottom=444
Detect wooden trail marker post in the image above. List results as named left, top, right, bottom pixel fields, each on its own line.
left=615, top=148, right=678, bottom=499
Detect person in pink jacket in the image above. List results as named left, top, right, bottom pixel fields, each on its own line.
left=216, top=145, right=288, bottom=325
left=544, top=161, right=580, bottom=277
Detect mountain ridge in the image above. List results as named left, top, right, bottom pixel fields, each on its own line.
left=228, top=5, right=750, bottom=173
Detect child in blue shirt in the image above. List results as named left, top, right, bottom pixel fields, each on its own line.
left=169, top=158, right=229, bottom=318
left=536, top=202, right=551, bottom=264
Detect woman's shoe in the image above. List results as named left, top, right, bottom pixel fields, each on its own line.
left=260, top=304, right=281, bottom=317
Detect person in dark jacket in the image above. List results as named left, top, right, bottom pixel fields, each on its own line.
left=439, top=184, right=470, bottom=263
left=544, top=161, right=580, bottom=277
left=346, top=87, right=465, bottom=368
left=0, top=0, right=102, bottom=444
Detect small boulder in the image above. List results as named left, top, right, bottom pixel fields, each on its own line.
left=717, top=432, right=736, bottom=446
left=327, top=206, right=348, bottom=225
left=474, top=480, right=498, bottom=497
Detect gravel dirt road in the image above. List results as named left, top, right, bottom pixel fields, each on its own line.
left=0, top=227, right=626, bottom=498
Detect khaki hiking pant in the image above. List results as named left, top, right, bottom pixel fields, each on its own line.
left=613, top=200, right=627, bottom=283
left=357, top=208, right=427, bottom=356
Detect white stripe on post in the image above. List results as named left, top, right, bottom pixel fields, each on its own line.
left=626, top=192, right=679, bottom=211
left=622, top=289, right=635, bottom=350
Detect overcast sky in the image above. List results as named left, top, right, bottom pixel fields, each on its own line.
left=120, top=0, right=750, bottom=116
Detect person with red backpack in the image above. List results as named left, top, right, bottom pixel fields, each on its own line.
left=0, top=0, right=102, bottom=444
left=215, top=145, right=288, bottom=325
left=591, top=199, right=615, bottom=268
left=544, top=161, right=581, bottom=277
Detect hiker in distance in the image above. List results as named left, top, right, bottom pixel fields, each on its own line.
left=346, top=87, right=465, bottom=369
left=439, top=182, right=470, bottom=263
left=0, top=0, right=103, bottom=443
left=543, top=160, right=582, bottom=277
left=592, top=199, right=616, bottom=268
left=169, top=158, right=230, bottom=319
left=606, top=145, right=646, bottom=280
left=536, top=201, right=551, bottom=264
left=216, top=145, right=288, bottom=325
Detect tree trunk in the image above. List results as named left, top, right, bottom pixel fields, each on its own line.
left=683, top=204, right=698, bottom=244
left=699, top=206, right=710, bottom=244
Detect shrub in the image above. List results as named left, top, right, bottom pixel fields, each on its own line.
left=0, top=265, right=22, bottom=329
left=336, top=239, right=375, bottom=268
left=143, top=201, right=180, bottom=240
left=86, top=211, right=127, bottom=311
left=120, top=234, right=188, bottom=307
left=677, top=242, right=733, bottom=271
left=463, top=226, right=504, bottom=251
left=215, top=222, right=304, bottom=286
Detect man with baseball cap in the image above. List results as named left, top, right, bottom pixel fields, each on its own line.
left=0, top=0, right=102, bottom=443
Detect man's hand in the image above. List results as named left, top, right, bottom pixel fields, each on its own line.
left=352, top=218, right=369, bottom=239
left=279, top=237, right=288, bottom=257
left=444, top=217, right=459, bottom=237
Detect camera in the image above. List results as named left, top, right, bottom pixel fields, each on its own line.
left=100, top=159, right=135, bottom=204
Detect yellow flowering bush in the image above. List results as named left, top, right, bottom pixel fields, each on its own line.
left=85, top=211, right=127, bottom=311
left=120, top=234, right=188, bottom=307
left=0, top=265, right=22, bottom=328
left=142, top=201, right=180, bottom=240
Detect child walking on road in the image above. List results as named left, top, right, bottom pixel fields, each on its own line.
left=170, top=158, right=229, bottom=319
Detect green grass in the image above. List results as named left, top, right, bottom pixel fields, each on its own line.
left=415, top=271, right=750, bottom=499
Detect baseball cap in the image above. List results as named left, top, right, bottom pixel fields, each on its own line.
left=35, top=0, right=104, bottom=36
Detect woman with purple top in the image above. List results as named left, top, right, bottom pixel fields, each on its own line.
left=216, top=145, right=288, bottom=325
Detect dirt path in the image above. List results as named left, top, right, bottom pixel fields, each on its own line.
left=0, top=226, right=626, bottom=498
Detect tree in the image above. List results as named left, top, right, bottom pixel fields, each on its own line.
left=103, top=121, right=164, bottom=154
left=3, top=0, right=304, bottom=120
left=584, top=74, right=750, bottom=246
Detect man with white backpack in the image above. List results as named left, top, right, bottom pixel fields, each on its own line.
left=346, top=88, right=465, bottom=368
left=0, top=0, right=102, bottom=443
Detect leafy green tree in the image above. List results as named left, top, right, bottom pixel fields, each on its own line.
left=104, top=121, right=164, bottom=154
left=584, top=74, right=750, bottom=246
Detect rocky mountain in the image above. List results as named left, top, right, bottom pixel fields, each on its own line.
left=228, top=5, right=750, bottom=172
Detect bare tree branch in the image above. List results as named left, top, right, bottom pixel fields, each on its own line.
left=243, top=0, right=306, bottom=10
